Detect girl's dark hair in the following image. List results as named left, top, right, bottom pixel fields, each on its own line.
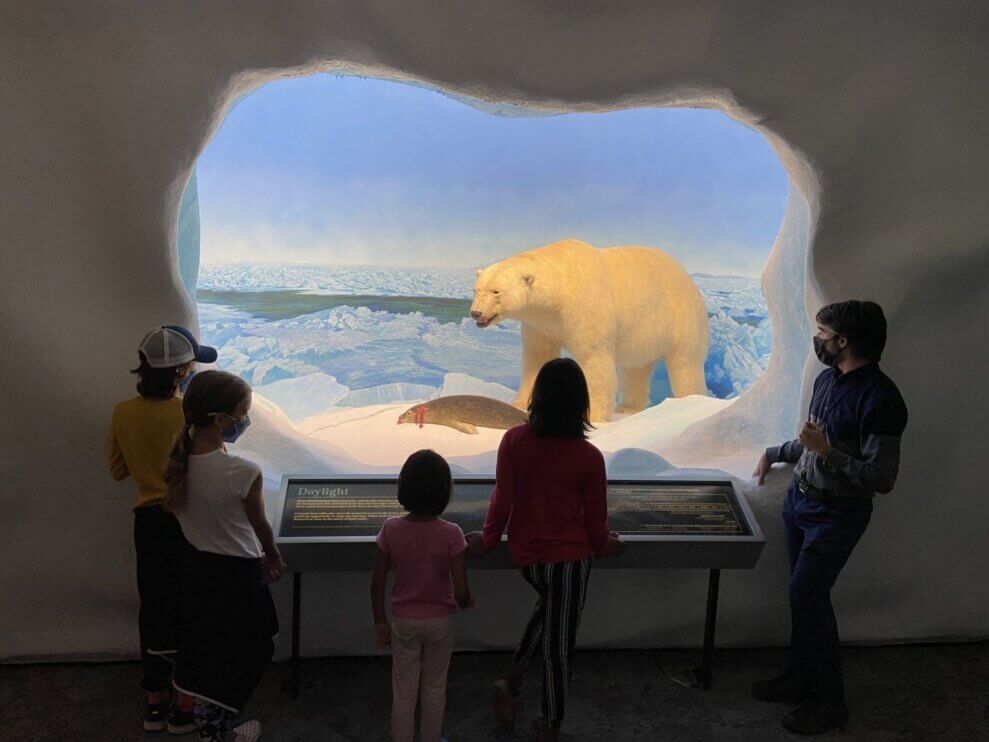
left=816, top=300, right=887, bottom=361
left=130, top=352, right=188, bottom=399
left=527, top=358, right=593, bottom=439
left=164, top=370, right=252, bottom=512
left=397, top=449, right=453, bottom=517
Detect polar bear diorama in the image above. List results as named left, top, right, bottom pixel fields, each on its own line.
left=470, top=239, right=709, bottom=422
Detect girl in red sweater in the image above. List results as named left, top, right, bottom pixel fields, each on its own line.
left=467, top=358, right=625, bottom=742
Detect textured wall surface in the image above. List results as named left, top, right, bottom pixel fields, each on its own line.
left=1, top=1, right=986, bottom=660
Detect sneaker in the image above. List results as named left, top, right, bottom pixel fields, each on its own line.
left=144, top=699, right=170, bottom=732
left=167, top=704, right=198, bottom=735
left=781, top=698, right=848, bottom=735
left=751, top=670, right=811, bottom=703
left=225, top=720, right=261, bottom=742
left=492, top=677, right=520, bottom=733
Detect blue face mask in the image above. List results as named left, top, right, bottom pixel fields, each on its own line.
left=221, top=414, right=251, bottom=444
left=178, top=370, right=197, bottom=394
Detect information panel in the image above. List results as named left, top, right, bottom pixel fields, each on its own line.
left=277, top=478, right=750, bottom=540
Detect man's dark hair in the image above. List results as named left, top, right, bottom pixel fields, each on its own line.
left=527, top=357, right=593, bottom=439
left=816, top=300, right=888, bottom=361
left=397, top=449, right=453, bottom=517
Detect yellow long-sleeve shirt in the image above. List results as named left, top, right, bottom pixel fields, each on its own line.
left=108, top=396, right=186, bottom=509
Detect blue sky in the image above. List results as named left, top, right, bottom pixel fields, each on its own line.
left=197, top=75, right=788, bottom=277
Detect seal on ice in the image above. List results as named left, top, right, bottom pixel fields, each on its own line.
left=397, top=395, right=528, bottom=435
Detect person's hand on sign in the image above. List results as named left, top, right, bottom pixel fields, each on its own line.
left=753, top=451, right=771, bottom=485
left=263, top=551, right=287, bottom=584
left=799, top=421, right=831, bottom=458
left=465, top=531, right=487, bottom=558
left=375, top=621, right=391, bottom=649
left=602, top=531, right=626, bottom=558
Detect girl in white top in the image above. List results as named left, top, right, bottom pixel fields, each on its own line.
left=164, top=370, right=286, bottom=742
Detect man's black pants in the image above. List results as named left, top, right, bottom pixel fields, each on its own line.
left=782, top=479, right=872, bottom=702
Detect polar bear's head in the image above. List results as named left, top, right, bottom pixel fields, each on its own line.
left=470, top=258, right=535, bottom=328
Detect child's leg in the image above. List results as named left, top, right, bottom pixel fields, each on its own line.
left=390, top=618, right=424, bottom=742
left=493, top=565, right=549, bottom=733
left=418, top=616, right=454, bottom=742
left=538, top=560, right=591, bottom=730
left=511, top=563, right=550, bottom=687
left=134, top=505, right=180, bottom=695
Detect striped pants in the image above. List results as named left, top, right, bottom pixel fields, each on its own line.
left=513, top=559, right=591, bottom=730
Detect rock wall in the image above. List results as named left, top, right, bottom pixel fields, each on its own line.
left=1, top=1, right=986, bottom=659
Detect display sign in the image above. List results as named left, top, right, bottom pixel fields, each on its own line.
left=276, top=477, right=750, bottom=540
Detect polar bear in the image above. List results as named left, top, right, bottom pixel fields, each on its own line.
left=470, top=239, right=709, bottom=422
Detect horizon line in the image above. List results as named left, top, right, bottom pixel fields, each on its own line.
left=198, top=259, right=762, bottom=280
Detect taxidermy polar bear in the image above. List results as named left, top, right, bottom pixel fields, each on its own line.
left=470, top=239, right=709, bottom=422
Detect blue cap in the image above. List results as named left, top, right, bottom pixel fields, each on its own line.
left=163, top=325, right=218, bottom=364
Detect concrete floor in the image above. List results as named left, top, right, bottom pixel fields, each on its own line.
left=0, top=645, right=985, bottom=741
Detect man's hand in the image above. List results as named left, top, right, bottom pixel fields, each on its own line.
left=375, top=621, right=391, bottom=648
left=799, top=421, right=831, bottom=457
left=601, top=532, right=626, bottom=558
left=753, top=452, right=772, bottom=485
left=465, top=532, right=487, bottom=558
left=262, top=552, right=287, bottom=584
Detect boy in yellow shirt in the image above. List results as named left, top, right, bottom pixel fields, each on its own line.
left=109, top=326, right=217, bottom=734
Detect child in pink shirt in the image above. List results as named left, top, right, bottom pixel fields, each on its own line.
left=371, top=450, right=473, bottom=742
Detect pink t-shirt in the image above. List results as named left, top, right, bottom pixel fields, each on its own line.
left=376, top=516, right=468, bottom=619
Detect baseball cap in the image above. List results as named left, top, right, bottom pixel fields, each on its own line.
left=138, top=326, right=218, bottom=368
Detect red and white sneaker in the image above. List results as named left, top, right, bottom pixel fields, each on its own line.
left=144, top=698, right=170, bottom=732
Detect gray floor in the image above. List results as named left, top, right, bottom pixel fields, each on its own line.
left=1, top=645, right=985, bottom=741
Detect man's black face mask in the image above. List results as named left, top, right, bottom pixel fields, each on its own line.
left=814, top=335, right=842, bottom=366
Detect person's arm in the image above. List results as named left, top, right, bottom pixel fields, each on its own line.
left=480, top=432, right=516, bottom=553
left=450, top=550, right=473, bottom=609
left=765, top=439, right=805, bottom=465
left=370, top=546, right=392, bottom=646
left=584, top=448, right=611, bottom=558
left=244, top=474, right=286, bottom=583
left=107, top=414, right=129, bottom=481
left=825, top=392, right=908, bottom=494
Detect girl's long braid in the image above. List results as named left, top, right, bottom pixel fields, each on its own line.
left=163, top=370, right=251, bottom=512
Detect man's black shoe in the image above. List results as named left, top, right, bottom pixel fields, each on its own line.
left=751, top=670, right=811, bottom=703
left=781, top=698, right=848, bottom=735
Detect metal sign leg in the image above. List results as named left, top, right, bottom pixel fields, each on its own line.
left=700, top=568, right=721, bottom=690
left=282, top=571, right=302, bottom=699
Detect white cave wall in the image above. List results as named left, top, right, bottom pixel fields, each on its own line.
left=0, top=1, right=986, bottom=660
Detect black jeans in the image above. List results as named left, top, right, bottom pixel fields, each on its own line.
left=134, top=504, right=187, bottom=692
left=782, top=479, right=872, bottom=702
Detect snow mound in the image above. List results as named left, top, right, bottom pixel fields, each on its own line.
left=590, top=395, right=736, bottom=455
left=228, top=392, right=366, bottom=487
left=605, top=448, right=675, bottom=477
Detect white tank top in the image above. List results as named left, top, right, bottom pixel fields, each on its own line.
left=177, top=449, right=263, bottom=559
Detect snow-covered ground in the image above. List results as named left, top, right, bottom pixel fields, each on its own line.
left=231, top=379, right=742, bottom=483
left=198, top=263, right=770, bottom=478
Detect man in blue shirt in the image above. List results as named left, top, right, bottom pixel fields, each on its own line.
left=752, top=300, right=908, bottom=735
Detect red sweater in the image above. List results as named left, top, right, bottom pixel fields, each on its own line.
left=482, top=424, right=611, bottom=566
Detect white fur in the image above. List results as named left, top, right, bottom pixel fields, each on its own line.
left=471, top=239, right=709, bottom=421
